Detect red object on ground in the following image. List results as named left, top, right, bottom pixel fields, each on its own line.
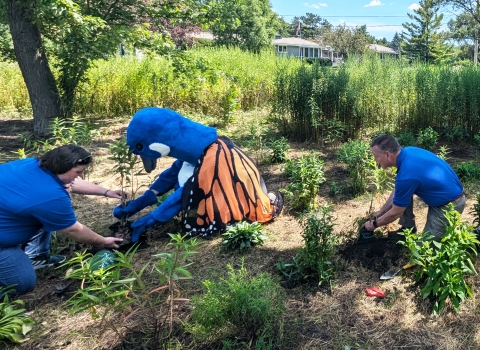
left=365, top=286, right=386, bottom=298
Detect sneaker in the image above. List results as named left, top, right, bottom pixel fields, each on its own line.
left=30, top=254, right=66, bottom=270
left=269, top=191, right=283, bottom=219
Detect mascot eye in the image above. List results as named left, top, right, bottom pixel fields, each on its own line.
left=135, top=143, right=143, bottom=151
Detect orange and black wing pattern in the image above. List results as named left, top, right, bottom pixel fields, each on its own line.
left=181, top=136, right=274, bottom=238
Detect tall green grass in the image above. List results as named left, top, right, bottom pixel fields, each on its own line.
left=0, top=62, right=31, bottom=118
left=0, top=47, right=291, bottom=120
left=273, top=54, right=480, bottom=141
left=5, top=49, right=480, bottom=140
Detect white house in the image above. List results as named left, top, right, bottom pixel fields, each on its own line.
left=272, top=36, right=337, bottom=62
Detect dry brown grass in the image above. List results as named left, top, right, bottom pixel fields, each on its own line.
left=2, top=113, right=480, bottom=350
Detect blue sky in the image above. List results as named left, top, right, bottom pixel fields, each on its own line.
left=270, top=0, right=455, bottom=41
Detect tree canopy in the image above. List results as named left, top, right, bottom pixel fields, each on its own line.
left=289, top=13, right=331, bottom=40
left=205, top=0, right=282, bottom=53
left=401, top=0, right=453, bottom=63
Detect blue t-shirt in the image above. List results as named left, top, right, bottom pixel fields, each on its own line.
left=394, top=147, right=463, bottom=207
left=0, top=158, right=77, bottom=247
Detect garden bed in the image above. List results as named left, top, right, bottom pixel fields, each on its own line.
left=2, top=115, right=480, bottom=350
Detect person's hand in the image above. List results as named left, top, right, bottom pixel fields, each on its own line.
left=131, top=214, right=158, bottom=242
left=364, top=220, right=375, bottom=231
left=113, top=190, right=157, bottom=219
left=103, top=237, right=123, bottom=249
left=106, top=189, right=126, bottom=200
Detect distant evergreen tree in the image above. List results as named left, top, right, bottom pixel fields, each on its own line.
left=391, top=32, right=402, bottom=52
left=401, top=0, right=453, bottom=63
left=377, top=37, right=389, bottom=46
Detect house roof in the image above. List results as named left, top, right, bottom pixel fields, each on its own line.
left=366, top=44, right=398, bottom=55
left=272, top=37, right=324, bottom=48
left=188, top=31, right=214, bottom=40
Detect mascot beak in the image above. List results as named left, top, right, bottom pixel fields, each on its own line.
left=141, top=157, right=157, bottom=173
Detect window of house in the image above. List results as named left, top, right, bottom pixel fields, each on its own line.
left=277, top=46, right=287, bottom=53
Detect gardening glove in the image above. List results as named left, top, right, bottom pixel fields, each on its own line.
left=130, top=214, right=160, bottom=242
left=113, top=189, right=157, bottom=219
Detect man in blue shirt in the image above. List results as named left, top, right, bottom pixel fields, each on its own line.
left=363, top=134, right=465, bottom=240
left=0, top=145, right=124, bottom=295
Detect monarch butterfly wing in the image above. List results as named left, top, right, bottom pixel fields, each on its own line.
left=181, top=137, right=274, bottom=238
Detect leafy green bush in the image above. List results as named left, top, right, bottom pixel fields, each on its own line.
left=277, top=205, right=337, bottom=287
left=0, top=288, right=33, bottom=344
left=222, top=221, right=267, bottom=252
left=442, top=125, right=465, bottom=142
left=337, top=139, right=372, bottom=195
left=282, top=151, right=325, bottom=211
left=267, top=136, right=289, bottom=164
left=453, top=161, right=480, bottom=184
left=417, top=126, right=438, bottom=150
left=398, top=204, right=478, bottom=314
left=189, top=260, right=285, bottom=346
left=396, top=130, right=416, bottom=147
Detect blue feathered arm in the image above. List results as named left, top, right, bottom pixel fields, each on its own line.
left=130, top=189, right=183, bottom=242
left=150, top=159, right=183, bottom=194
left=114, top=160, right=183, bottom=219
left=113, top=189, right=157, bottom=219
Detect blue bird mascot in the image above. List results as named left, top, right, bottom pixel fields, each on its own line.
left=114, top=107, right=282, bottom=242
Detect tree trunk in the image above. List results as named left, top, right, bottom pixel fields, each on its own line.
left=475, top=37, right=478, bottom=65
left=7, top=0, right=62, bottom=137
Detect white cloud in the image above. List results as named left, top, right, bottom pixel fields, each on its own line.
left=364, top=0, right=384, bottom=7
left=304, top=2, right=328, bottom=9
left=408, top=3, right=421, bottom=10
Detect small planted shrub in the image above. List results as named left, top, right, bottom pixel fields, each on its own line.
left=329, top=181, right=342, bottom=197
left=417, top=126, right=438, bottom=150
left=398, top=204, right=478, bottom=314
left=267, top=136, right=289, bottom=164
left=0, top=288, right=33, bottom=344
left=222, top=221, right=267, bottom=252
left=64, top=234, right=199, bottom=343
left=108, top=137, right=140, bottom=200
left=321, top=117, right=345, bottom=148
left=277, top=205, right=337, bottom=287
left=282, top=151, right=325, bottom=211
left=189, top=260, right=285, bottom=346
left=436, top=145, right=450, bottom=161
left=18, top=116, right=100, bottom=153
left=337, top=139, right=372, bottom=195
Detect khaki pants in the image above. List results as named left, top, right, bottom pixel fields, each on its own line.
left=398, top=195, right=466, bottom=241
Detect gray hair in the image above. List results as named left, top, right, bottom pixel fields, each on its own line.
left=370, top=134, right=400, bottom=153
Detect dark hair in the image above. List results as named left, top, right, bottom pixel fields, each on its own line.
left=39, top=145, right=92, bottom=175
left=370, top=134, right=400, bottom=154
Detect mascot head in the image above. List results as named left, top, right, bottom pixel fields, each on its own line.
left=126, top=108, right=218, bottom=173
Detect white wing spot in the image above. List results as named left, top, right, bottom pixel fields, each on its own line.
left=149, top=143, right=170, bottom=157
